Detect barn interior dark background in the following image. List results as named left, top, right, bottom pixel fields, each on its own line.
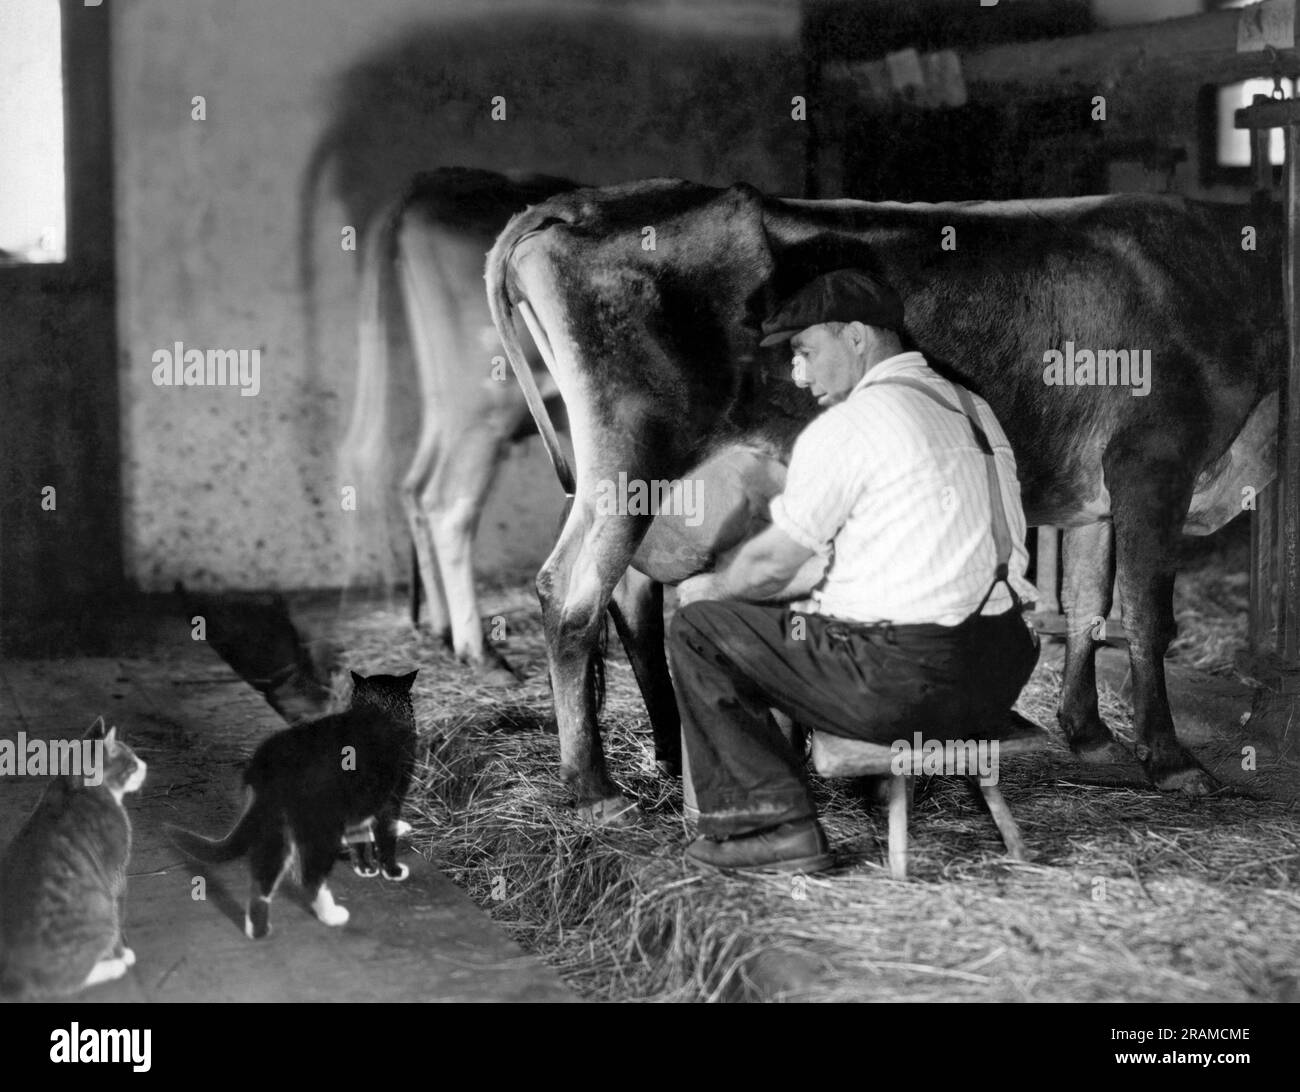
left=0, top=0, right=1276, bottom=651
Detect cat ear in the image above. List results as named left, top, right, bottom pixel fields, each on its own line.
left=350, top=670, right=365, bottom=686
left=399, top=670, right=418, bottom=692
left=85, top=715, right=106, bottom=740
left=104, top=726, right=117, bottom=745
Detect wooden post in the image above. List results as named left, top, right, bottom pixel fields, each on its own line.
left=1252, top=94, right=1273, bottom=194
left=1250, top=97, right=1276, bottom=657
left=1251, top=481, right=1279, bottom=652
left=1284, top=115, right=1300, bottom=664
left=1236, top=94, right=1300, bottom=669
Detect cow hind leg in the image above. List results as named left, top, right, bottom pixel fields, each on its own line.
left=608, top=569, right=681, bottom=776
left=1058, top=522, right=1130, bottom=764
left=1106, top=434, right=1215, bottom=795
left=396, top=229, right=463, bottom=646
left=422, top=426, right=519, bottom=685
left=401, top=432, right=452, bottom=646
left=397, top=228, right=510, bottom=678
left=539, top=503, right=650, bottom=824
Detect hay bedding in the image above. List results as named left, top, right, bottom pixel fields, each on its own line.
left=329, top=566, right=1300, bottom=1003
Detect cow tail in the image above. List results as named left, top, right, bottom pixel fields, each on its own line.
left=337, top=194, right=409, bottom=586
left=488, top=206, right=606, bottom=715
left=485, top=210, right=577, bottom=495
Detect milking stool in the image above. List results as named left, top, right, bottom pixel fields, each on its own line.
left=809, top=711, right=1050, bottom=879
left=681, top=710, right=1048, bottom=877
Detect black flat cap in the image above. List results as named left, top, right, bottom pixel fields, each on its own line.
left=759, top=269, right=905, bottom=347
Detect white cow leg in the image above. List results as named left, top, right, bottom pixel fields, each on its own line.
left=424, top=425, right=518, bottom=684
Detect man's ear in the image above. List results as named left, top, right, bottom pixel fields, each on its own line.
left=845, top=321, right=868, bottom=348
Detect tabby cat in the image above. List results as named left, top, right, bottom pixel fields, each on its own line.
left=0, top=718, right=147, bottom=998
left=168, top=670, right=418, bottom=939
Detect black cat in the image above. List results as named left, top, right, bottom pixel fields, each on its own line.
left=168, top=670, right=417, bottom=939
left=0, top=719, right=147, bottom=998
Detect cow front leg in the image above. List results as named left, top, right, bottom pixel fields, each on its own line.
left=1107, top=436, right=1215, bottom=795
left=539, top=505, right=648, bottom=824
left=1058, top=522, right=1129, bottom=764
left=609, top=569, right=681, bottom=776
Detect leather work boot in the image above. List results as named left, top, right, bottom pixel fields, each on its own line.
left=685, top=819, right=835, bottom=874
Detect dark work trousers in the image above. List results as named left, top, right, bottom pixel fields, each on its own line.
left=668, top=601, right=1040, bottom=840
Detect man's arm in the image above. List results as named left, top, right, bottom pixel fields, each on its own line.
left=676, top=523, right=818, bottom=606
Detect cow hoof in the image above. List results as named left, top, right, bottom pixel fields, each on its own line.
left=1153, top=765, right=1216, bottom=796
left=578, top=795, right=642, bottom=827
left=1070, top=736, right=1131, bottom=766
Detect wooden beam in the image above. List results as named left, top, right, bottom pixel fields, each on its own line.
left=826, top=4, right=1300, bottom=103
left=964, top=5, right=1299, bottom=93
left=1237, top=95, right=1300, bottom=130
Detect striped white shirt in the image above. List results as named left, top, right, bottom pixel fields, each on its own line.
left=768, top=351, right=1036, bottom=626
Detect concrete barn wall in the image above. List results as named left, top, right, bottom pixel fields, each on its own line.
left=113, top=0, right=804, bottom=592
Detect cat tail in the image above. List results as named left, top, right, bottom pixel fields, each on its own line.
left=166, top=793, right=265, bottom=863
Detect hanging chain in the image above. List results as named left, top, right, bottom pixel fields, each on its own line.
left=1267, top=45, right=1289, bottom=99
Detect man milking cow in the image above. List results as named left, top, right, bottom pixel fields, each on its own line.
left=670, top=268, right=1040, bottom=874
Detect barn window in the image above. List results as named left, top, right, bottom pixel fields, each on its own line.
left=0, top=0, right=67, bottom=264
left=1216, top=77, right=1296, bottom=169
left=1199, top=73, right=1300, bottom=187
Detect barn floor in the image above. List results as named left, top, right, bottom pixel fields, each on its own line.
left=0, top=607, right=576, bottom=1004
left=7, top=532, right=1296, bottom=1004
left=298, top=539, right=1300, bottom=1003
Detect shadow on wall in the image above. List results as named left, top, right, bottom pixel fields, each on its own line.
left=304, top=11, right=803, bottom=241
left=300, top=9, right=805, bottom=353
left=297, top=9, right=806, bottom=581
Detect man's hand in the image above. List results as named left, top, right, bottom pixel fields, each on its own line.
left=675, top=573, right=720, bottom=608
left=675, top=524, right=817, bottom=606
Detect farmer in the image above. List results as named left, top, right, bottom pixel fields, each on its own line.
left=670, top=268, right=1040, bottom=873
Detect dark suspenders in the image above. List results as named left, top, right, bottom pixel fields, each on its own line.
left=870, top=375, right=1019, bottom=616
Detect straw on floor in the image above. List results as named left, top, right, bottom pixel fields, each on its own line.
left=328, top=550, right=1300, bottom=1003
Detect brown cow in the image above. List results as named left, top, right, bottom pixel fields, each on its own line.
left=488, top=179, right=1280, bottom=821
